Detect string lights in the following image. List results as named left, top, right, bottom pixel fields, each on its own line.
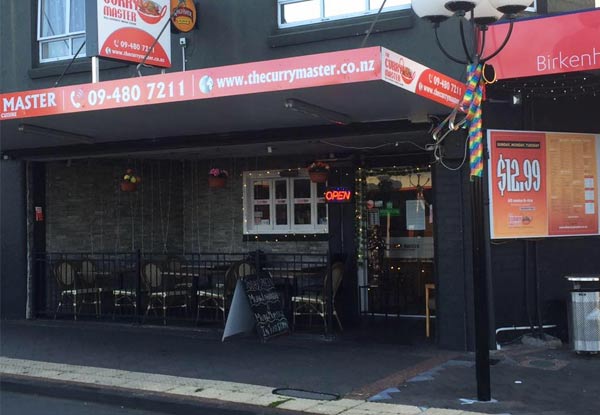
left=494, top=73, right=600, bottom=101
left=354, top=165, right=432, bottom=264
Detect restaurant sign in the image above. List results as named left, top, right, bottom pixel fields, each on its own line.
left=86, top=0, right=171, bottom=68
left=485, top=9, right=600, bottom=79
left=0, top=46, right=463, bottom=120
left=171, top=0, right=197, bottom=32
left=488, top=130, right=600, bottom=239
left=324, top=187, right=353, bottom=203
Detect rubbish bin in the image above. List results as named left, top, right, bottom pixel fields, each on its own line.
left=565, top=275, right=600, bottom=353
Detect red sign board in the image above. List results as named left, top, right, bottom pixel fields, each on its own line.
left=485, top=9, right=600, bottom=79
left=0, top=46, right=464, bottom=121
left=88, top=0, right=171, bottom=68
left=488, top=130, right=600, bottom=239
left=382, top=48, right=465, bottom=108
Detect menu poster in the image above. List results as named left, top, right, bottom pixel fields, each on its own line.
left=242, top=272, right=289, bottom=341
left=488, top=130, right=600, bottom=239
left=546, top=133, right=599, bottom=236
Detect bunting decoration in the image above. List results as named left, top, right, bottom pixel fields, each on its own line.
left=460, top=63, right=484, bottom=179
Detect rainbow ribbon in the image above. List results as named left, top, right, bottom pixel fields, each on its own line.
left=460, top=63, right=484, bottom=178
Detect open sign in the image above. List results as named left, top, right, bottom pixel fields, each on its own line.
left=324, top=187, right=353, bottom=203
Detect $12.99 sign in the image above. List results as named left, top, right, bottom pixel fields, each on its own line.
left=488, top=130, right=600, bottom=239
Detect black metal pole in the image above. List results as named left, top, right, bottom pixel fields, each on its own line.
left=470, top=175, right=491, bottom=401
left=326, top=259, right=334, bottom=337
left=135, top=249, right=142, bottom=323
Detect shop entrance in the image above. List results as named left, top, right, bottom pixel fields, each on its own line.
left=357, top=167, right=435, bottom=335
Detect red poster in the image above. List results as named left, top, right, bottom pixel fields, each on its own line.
left=488, top=131, right=548, bottom=238
left=489, top=130, right=600, bottom=239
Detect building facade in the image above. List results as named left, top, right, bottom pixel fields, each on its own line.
left=1, top=1, right=599, bottom=350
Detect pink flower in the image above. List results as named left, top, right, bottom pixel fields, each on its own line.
left=209, top=168, right=228, bottom=178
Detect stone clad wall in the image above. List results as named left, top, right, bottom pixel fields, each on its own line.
left=45, top=158, right=328, bottom=255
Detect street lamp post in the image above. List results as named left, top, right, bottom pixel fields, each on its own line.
left=411, top=0, right=532, bottom=402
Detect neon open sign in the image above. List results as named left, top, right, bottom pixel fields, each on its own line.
left=324, top=187, right=353, bottom=203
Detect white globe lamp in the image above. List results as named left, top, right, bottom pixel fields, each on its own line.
left=411, top=0, right=453, bottom=23
left=488, top=0, right=532, bottom=14
left=471, top=0, right=504, bottom=25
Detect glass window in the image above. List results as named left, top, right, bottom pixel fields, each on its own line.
left=281, top=0, right=320, bottom=24
left=275, top=180, right=289, bottom=226
left=293, top=179, right=312, bottom=225
left=316, top=182, right=328, bottom=225
left=243, top=171, right=328, bottom=234
left=325, top=0, right=364, bottom=18
left=278, top=0, right=410, bottom=28
left=38, top=0, right=86, bottom=62
left=252, top=180, right=271, bottom=227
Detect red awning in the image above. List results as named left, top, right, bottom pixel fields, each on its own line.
left=1, top=47, right=463, bottom=121
left=485, top=9, right=600, bottom=80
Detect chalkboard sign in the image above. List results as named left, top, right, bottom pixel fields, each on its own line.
left=242, top=272, right=290, bottom=341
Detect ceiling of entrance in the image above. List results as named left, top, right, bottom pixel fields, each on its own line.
left=0, top=80, right=450, bottom=160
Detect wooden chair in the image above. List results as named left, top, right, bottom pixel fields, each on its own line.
left=54, top=260, right=103, bottom=319
left=142, top=262, right=189, bottom=325
left=425, top=283, right=436, bottom=338
left=196, top=261, right=255, bottom=322
left=54, top=261, right=78, bottom=319
left=77, top=259, right=104, bottom=317
left=292, top=262, right=344, bottom=333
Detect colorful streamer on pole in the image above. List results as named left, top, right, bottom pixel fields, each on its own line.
left=460, top=63, right=484, bottom=178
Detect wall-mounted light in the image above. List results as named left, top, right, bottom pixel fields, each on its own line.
left=284, top=98, right=352, bottom=125
left=18, top=124, right=94, bottom=144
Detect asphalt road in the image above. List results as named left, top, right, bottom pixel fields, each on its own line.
left=0, top=391, right=173, bottom=415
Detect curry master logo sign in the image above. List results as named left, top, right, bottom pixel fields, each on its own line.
left=87, top=0, right=171, bottom=68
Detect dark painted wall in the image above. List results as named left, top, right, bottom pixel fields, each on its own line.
left=0, top=161, right=27, bottom=318
left=1, top=1, right=465, bottom=93
left=484, top=95, right=600, bottom=343
left=432, top=161, right=474, bottom=350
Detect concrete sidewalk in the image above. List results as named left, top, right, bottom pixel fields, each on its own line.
left=1, top=319, right=599, bottom=415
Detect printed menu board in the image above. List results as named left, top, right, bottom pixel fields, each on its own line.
left=488, top=130, right=599, bottom=239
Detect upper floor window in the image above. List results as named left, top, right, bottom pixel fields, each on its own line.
left=243, top=170, right=328, bottom=235
left=278, top=0, right=411, bottom=28
left=38, top=0, right=86, bottom=63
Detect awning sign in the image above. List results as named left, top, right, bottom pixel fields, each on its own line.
left=488, top=130, right=600, bottom=239
left=86, top=0, right=171, bottom=68
left=1, top=46, right=464, bottom=120
left=381, top=48, right=465, bottom=108
left=485, top=9, right=600, bottom=79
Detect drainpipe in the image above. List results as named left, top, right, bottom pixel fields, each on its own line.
left=26, top=161, right=34, bottom=319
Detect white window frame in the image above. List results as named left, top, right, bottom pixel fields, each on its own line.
left=243, top=170, right=328, bottom=235
left=526, top=1, right=537, bottom=12
left=37, top=0, right=86, bottom=63
left=278, top=0, right=411, bottom=29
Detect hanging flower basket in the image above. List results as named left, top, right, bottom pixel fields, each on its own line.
left=309, top=171, right=328, bottom=183
left=208, top=168, right=228, bottom=188
left=120, top=168, right=141, bottom=192
left=307, top=161, right=330, bottom=183
left=208, top=176, right=227, bottom=189
left=120, top=181, right=137, bottom=192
